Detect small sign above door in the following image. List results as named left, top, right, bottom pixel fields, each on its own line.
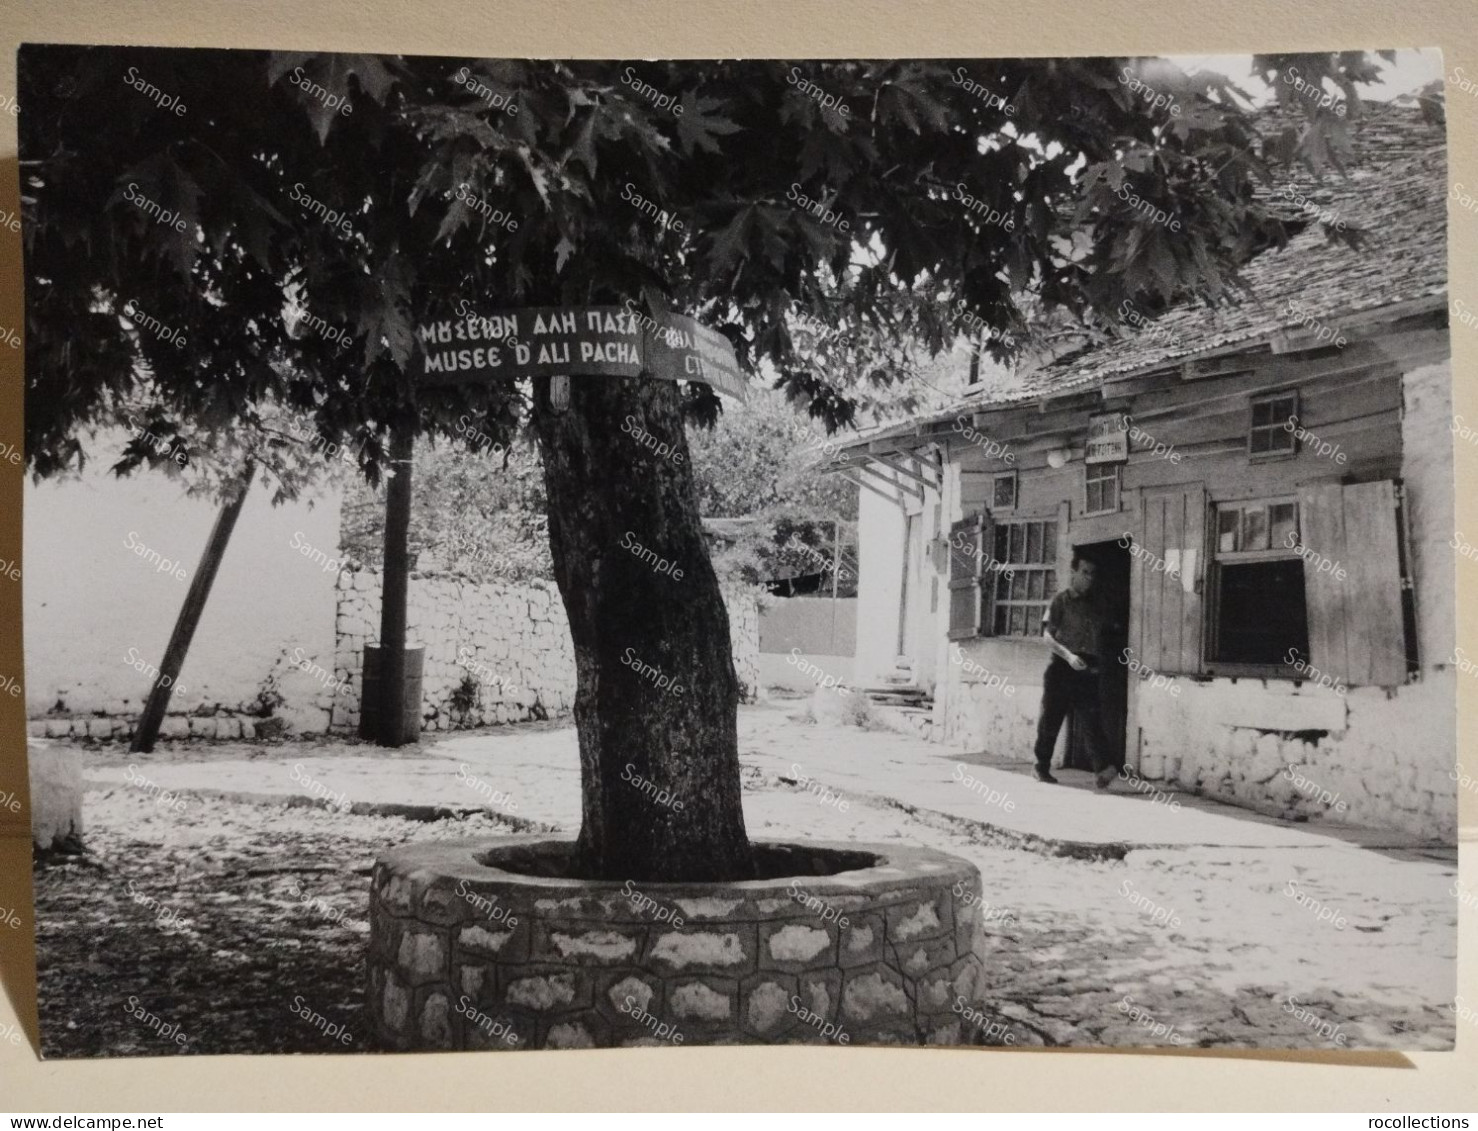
left=1085, top=412, right=1129, bottom=464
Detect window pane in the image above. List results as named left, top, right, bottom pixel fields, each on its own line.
left=1042, top=522, right=1056, bottom=553
left=994, top=526, right=1009, bottom=564
left=994, top=476, right=1014, bottom=508
left=1218, top=508, right=1240, bottom=553
left=1010, top=606, right=1027, bottom=636
left=1104, top=473, right=1118, bottom=512
left=1044, top=570, right=1057, bottom=598
left=1086, top=480, right=1101, bottom=513
left=1274, top=395, right=1296, bottom=419
left=1243, top=505, right=1269, bottom=551
left=1008, top=525, right=1026, bottom=563
left=1252, top=400, right=1273, bottom=427
left=994, top=606, right=1008, bottom=635
left=1027, top=522, right=1042, bottom=563
left=1250, top=427, right=1271, bottom=454
left=1028, top=570, right=1044, bottom=601
left=1269, top=503, right=1297, bottom=551
left=1213, top=560, right=1310, bottom=664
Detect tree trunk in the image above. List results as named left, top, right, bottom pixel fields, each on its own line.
left=131, top=461, right=256, bottom=753
left=531, top=374, right=754, bottom=882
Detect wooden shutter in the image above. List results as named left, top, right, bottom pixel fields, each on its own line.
left=1135, top=485, right=1206, bottom=676
left=947, top=513, right=984, bottom=640
left=1300, top=479, right=1407, bottom=687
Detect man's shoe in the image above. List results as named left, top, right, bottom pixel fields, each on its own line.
left=1034, top=767, right=1059, bottom=784
left=1095, top=767, right=1117, bottom=790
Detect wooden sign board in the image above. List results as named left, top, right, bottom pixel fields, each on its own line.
left=1085, top=412, right=1128, bottom=464
left=412, top=305, right=748, bottom=401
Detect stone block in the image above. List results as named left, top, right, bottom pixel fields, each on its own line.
left=888, top=932, right=956, bottom=978
left=798, top=969, right=843, bottom=1022
left=949, top=954, right=984, bottom=1006
left=396, top=928, right=449, bottom=985
left=457, top=920, right=527, bottom=963
left=545, top=1020, right=597, bottom=1049
left=381, top=971, right=411, bottom=1036
left=502, top=969, right=586, bottom=1012
left=839, top=913, right=884, bottom=968
left=534, top=924, right=643, bottom=964
left=419, top=990, right=453, bottom=1049
left=459, top=964, right=490, bottom=1001
left=418, top=883, right=468, bottom=926
left=645, top=925, right=755, bottom=976
left=378, top=873, right=415, bottom=916
left=669, top=978, right=737, bottom=1023
left=841, top=967, right=911, bottom=1025
left=598, top=972, right=661, bottom=1021
left=741, top=973, right=798, bottom=1037
left=760, top=920, right=837, bottom=971
left=886, top=895, right=952, bottom=943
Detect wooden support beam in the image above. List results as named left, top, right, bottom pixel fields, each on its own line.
left=840, top=469, right=903, bottom=508
left=870, top=451, right=937, bottom=492
left=855, top=460, right=922, bottom=501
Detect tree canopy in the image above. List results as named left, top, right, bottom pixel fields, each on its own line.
left=21, top=49, right=1387, bottom=479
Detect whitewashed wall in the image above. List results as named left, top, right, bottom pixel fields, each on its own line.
left=23, top=431, right=344, bottom=737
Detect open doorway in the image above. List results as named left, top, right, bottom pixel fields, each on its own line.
left=1064, top=538, right=1131, bottom=772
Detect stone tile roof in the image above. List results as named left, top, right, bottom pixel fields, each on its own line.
left=953, top=101, right=1448, bottom=412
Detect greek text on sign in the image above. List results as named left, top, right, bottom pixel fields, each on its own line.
left=1085, top=412, right=1128, bottom=464
left=413, top=304, right=747, bottom=400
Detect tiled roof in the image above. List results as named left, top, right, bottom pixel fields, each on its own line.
left=951, top=101, right=1448, bottom=412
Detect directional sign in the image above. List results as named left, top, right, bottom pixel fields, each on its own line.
left=412, top=304, right=748, bottom=400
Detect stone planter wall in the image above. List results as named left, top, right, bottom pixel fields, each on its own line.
left=368, top=839, right=988, bottom=1050
left=334, top=573, right=762, bottom=735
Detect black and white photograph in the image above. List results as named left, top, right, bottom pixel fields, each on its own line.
left=12, top=43, right=1460, bottom=1059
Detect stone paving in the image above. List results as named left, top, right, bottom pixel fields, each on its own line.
left=74, top=698, right=1460, bottom=1050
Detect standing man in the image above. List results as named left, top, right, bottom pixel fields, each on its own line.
left=1034, top=552, right=1116, bottom=789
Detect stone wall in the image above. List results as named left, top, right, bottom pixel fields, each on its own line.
left=368, top=838, right=989, bottom=1050
left=333, top=571, right=761, bottom=735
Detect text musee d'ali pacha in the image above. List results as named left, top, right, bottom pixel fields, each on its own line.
left=413, top=305, right=747, bottom=401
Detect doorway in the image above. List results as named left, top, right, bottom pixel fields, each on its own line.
left=1065, top=538, right=1131, bottom=772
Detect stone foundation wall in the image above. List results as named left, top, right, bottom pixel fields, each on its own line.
left=332, top=572, right=761, bottom=735
left=368, top=839, right=988, bottom=1050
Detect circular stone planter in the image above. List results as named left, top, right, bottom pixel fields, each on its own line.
left=367, top=838, right=990, bottom=1050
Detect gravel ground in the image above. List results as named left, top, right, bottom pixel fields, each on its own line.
left=30, top=705, right=1458, bottom=1057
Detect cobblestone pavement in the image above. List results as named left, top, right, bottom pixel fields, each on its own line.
left=43, top=699, right=1460, bottom=1053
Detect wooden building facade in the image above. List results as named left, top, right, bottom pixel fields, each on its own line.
left=833, top=104, right=1454, bottom=838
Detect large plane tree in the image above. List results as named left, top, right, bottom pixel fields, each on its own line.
left=19, top=46, right=1386, bottom=880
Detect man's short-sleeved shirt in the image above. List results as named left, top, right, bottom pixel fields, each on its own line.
left=1043, top=588, right=1103, bottom=657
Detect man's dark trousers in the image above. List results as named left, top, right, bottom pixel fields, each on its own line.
left=1034, top=654, right=1111, bottom=774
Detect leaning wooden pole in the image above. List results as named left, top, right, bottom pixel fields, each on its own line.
left=376, top=422, right=415, bottom=746
left=131, top=461, right=257, bottom=753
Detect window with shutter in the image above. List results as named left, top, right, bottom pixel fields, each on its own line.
left=1206, top=496, right=1309, bottom=671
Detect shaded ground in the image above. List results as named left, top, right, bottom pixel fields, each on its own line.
left=31, top=702, right=1458, bottom=1056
